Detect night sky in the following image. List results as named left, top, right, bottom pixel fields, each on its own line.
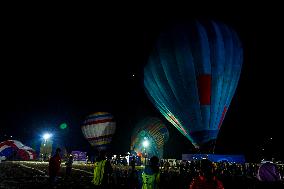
left=1, top=8, right=283, bottom=161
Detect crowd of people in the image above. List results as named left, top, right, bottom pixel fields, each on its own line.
left=47, top=148, right=284, bottom=188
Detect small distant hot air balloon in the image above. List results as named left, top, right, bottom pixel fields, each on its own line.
left=81, top=112, right=116, bottom=151
left=131, top=117, right=169, bottom=159
left=144, top=20, right=243, bottom=152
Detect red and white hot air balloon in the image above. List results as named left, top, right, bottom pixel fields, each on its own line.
left=81, top=112, right=116, bottom=151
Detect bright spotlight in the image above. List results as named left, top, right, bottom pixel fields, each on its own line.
left=143, top=140, right=149, bottom=148
left=43, top=133, right=52, bottom=140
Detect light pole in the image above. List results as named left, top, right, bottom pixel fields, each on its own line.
left=41, top=133, right=52, bottom=161
left=142, top=139, right=149, bottom=166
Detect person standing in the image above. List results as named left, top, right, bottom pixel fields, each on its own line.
left=140, top=156, right=160, bottom=189
left=92, top=150, right=113, bottom=188
left=128, top=157, right=139, bottom=189
left=65, top=154, right=73, bottom=178
left=48, top=148, right=62, bottom=184
left=189, top=159, right=224, bottom=189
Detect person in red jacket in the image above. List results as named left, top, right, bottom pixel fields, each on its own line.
left=48, top=148, right=62, bottom=184
left=189, top=159, right=224, bottom=189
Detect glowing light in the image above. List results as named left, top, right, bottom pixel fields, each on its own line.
left=59, top=123, right=68, bottom=129
left=142, top=140, right=149, bottom=148
left=43, top=133, right=52, bottom=140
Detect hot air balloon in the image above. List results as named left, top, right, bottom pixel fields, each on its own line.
left=144, top=20, right=243, bottom=152
left=0, top=140, right=36, bottom=160
left=81, top=112, right=116, bottom=151
left=131, top=117, right=169, bottom=159
left=0, top=143, right=16, bottom=159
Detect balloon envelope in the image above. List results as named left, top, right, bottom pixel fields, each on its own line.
left=144, top=21, right=243, bottom=149
left=81, top=112, right=116, bottom=151
left=131, top=117, right=169, bottom=159
left=0, top=140, right=36, bottom=160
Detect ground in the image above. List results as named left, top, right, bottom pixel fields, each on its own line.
left=0, top=161, right=94, bottom=189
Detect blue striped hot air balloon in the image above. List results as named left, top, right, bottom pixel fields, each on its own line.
left=144, top=20, right=243, bottom=151
left=81, top=112, right=116, bottom=151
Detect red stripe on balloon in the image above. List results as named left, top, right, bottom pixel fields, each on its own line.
left=218, top=106, right=227, bottom=129
left=87, top=134, right=114, bottom=141
left=197, top=75, right=211, bottom=105
left=82, top=118, right=114, bottom=126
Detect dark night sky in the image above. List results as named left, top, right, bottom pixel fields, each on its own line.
left=1, top=7, right=283, bottom=161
